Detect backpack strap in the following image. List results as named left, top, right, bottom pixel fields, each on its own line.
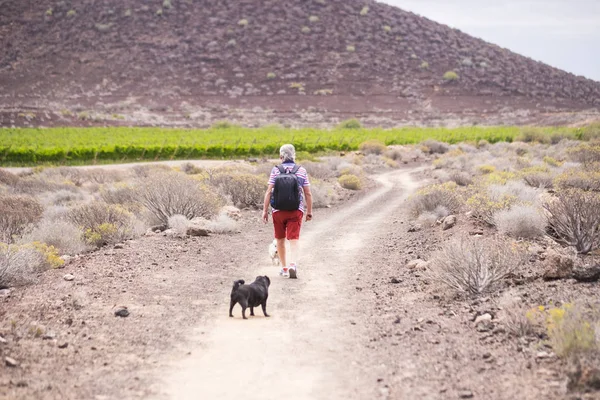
left=276, top=164, right=286, bottom=174
left=291, top=164, right=301, bottom=174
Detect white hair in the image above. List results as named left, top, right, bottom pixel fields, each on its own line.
left=279, top=144, right=296, bottom=162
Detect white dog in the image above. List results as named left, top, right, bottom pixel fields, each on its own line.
left=268, top=239, right=280, bottom=266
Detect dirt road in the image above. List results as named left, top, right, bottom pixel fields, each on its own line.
left=157, top=169, right=422, bottom=400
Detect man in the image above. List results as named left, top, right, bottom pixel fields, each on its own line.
left=262, top=144, right=313, bottom=279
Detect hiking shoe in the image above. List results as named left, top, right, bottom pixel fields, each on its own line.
left=279, top=266, right=289, bottom=277
left=288, top=264, right=297, bottom=279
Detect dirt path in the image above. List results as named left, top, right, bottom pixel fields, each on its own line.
left=156, top=169, right=422, bottom=400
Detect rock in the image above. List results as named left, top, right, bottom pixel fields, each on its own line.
left=5, top=357, right=17, bottom=367
left=572, top=264, right=600, bottom=283
left=527, top=244, right=544, bottom=255
left=442, top=215, right=457, bottom=230
left=60, top=255, right=72, bottom=265
left=542, top=249, right=574, bottom=280
left=390, top=277, right=402, bottom=284
left=63, top=274, right=75, bottom=281
left=458, top=390, right=474, bottom=398
left=114, top=243, right=124, bottom=249
left=114, top=307, right=130, bottom=318
left=568, top=362, right=600, bottom=392
left=0, top=288, right=9, bottom=297
left=186, top=227, right=210, bottom=237
left=58, top=342, right=69, bottom=349
left=0, top=336, right=6, bottom=344
left=149, top=224, right=168, bottom=232
left=536, top=351, right=554, bottom=360
left=222, top=206, right=242, bottom=220
left=482, top=352, right=492, bottom=359
left=406, top=260, right=428, bottom=270
left=42, top=332, right=56, bottom=340
left=474, top=313, right=492, bottom=324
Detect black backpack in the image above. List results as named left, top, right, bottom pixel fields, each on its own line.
left=271, top=164, right=301, bottom=210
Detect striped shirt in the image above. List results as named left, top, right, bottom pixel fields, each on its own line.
left=268, top=162, right=310, bottom=213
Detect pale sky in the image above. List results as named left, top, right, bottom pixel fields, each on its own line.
left=381, top=0, right=600, bottom=82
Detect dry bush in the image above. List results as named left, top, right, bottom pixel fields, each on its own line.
left=131, top=163, right=172, bottom=178
left=181, top=162, right=204, bottom=175
left=522, top=171, right=554, bottom=189
left=554, top=169, right=600, bottom=192
left=429, top=236, right=526, bottom=294
left=136, top=172, right=222, bottom=224
left=100, top=185, right=138, bottom=206
left=22, top=219, right=88, bottom=256
left=501, top=303, right=537, bottom=337
left=448, top=171, right=473, bottom=186
left=12, top=176, right=75, bottom=195
left=338, top=174, right=362, bottom=190
left=86, top=169, right=123, bottom=184
left=385, top=148, right=403, bottom=161
left=335, top=162, right=362, bottom=178
left=359, top=140, right=386, bottom=155
left=409, top=182, right=461, bottom=218
left=206, top=214, right=238, bottom=234
left=209, top=172, right=265, bottom=209
left=68, top=201, right=140, bottom=247
left=303, top=161, right=336, bottom=180
left=40, top=167, right=87, bottom=186
left=544, top=189, right=600, bottom=254
left=40, top=189, right=85, bottom=206
left=421, top=140, right=449, bottom=154
left=0, top=193, right=44, bottom=243
left=467, top=191, right=517, bottom=226
left=568, top=144, right=600, bottom=166
left=310, top=179, right=335, bottom=208
left=168, top=214, right=191, bottom=236
left=494, top=204, right=546, bottom=239
left=0, top=244, right=44, bottom=287
left=0, top=169, right=19, bottom=186
left=489, top=181, right=541, bottom=204
left=254, top=162, right=276, bottom=178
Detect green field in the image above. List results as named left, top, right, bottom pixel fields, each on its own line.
left=0, top=125, right=592, bottom=166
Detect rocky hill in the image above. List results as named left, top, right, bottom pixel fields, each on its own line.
left=1, top=0, right=599, bottom=127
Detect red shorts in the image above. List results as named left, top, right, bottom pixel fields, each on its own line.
left=272, top=210, right=304, bottom=240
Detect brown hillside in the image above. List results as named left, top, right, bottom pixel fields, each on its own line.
left=1, top=0, right=599, bottom=127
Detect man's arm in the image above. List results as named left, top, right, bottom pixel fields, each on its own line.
left=262, top=184, right=274, bottom=223
left=304, top=186, right=313, bottom=221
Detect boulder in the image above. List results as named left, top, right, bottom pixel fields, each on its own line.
left=187, top=227, right=210, bottom=237
left=406, top=259, right=428, bottom=270
left=542, top=249, right=574, bottom=280
left=442, top=215, right=457, bottom=230
left=572, top=264, right=600, bottom=283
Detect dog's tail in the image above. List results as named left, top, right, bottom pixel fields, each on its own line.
left=232, top=279, right=245, bottom=291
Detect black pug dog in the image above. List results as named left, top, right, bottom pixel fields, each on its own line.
left=229, top=276, right=271, bottom=319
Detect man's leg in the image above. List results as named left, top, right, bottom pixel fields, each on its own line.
left=276, top=238, right=287, bottom=268
left=288, top=239, right=299, bottom=266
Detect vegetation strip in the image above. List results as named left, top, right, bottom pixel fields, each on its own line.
left=0, top=124, right=594, bottom=166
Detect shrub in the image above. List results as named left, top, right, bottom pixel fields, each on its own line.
left=544, top=189, right=600, bottom=254
left=266, top=72, right=277, bottom=80
left=212, top=120, right=233, bottom=130
left=385, top=148, right=403, bottom=161
left=443, top=71, right=459, bottom=81
left=41, top=189, right=84, bottom=206
left=0, top=194, right=44, bottom=243
left=543, top=156, right=563, bottom=167
left=489, top=181, right=540, bottom=204
left=238, top=19, right=248, bottom=26
left=522, top=171, right=554, bottom=189
left=515, top=128, right=551, bottom=144
left=0, top=169, right=19, bottom=186
left=554, top=169, right=600, bottom=192
left=162, top=0, right=172, bottom=8
left=408, top=182, right=461, bottom=218
left=477, top=165, right=496, bottom=174
left=41, top=167, right=87, bottom=186
left=131, top=163, right=172, bottom=178
left=382, top=25, right=391, bottom=32
left=494, top=204, right=545, bottom=239
left=568, top=143, right=600, bottom=165
left=309, top=15, right=319, bottom=22
left=68, top=202, right=139, bottom=247
left=168, top=215, right=190, bottom=236
left=137, top=172, right=223, bottom=224
left=22, top=219, right=88, bottom=256
left=45, top=8, right=53, bottom=16
left=301, top=26, right=311, bottom=33
left=86, top=169, right=123, bottom=184
left=303, top=161, right=336, bottom=180
left=421, top=140, right=449, bottom=154
left=346, top=45, right=356, bottom=52
left=209, top=173, right=265, bottom=209
left=0, top=244, right=44, bottom=287
left=338, top=174, right=361, bottom=190
left=429, top=236, right=526, bottom=294
left=359, top=140, right=386, bottom=155
left=67, top=9, right=76, bottom=17
left=420, top=61, right=429, bottom=69
left=448, top=171, right=473, bottom=187
left=156, top=9, right=163, bottom=16
left=546, top=303, right=598, bottom=359
left=309, top=179, right=334, bottom=208
left=466, top=191, right=517, bottom=226
left=337, top=119, right=362, bottom=129
left=181, top=162, right=204, bottom=175
left=359, top=6, right=369, bottom=15
left=100, top=184, right=138, bottom=207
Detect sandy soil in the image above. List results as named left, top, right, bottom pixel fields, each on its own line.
left=0, top=166, right=589, bottom=400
